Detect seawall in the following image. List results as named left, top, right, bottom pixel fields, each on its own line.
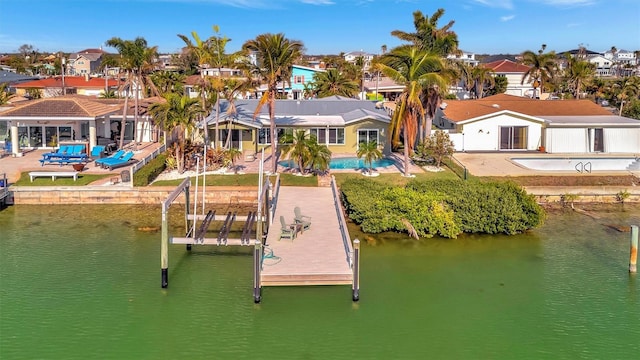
left=8, top=186, right=259, bottom=206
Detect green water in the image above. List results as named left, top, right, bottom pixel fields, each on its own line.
left=1, top=204, right=639, bottom=359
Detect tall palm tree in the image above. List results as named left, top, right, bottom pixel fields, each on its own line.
left=390, top=8, right=459, bottom=57
left=148, top=93, right=204, bottom=173
left=520, top=47, right=557, bottom=99
left=390, top=8, right=458, bottom=140
left=564, top=53, right=595, bottom=99
left=105, top=37, right=159, bottom=149
left=377, top=45, right=447, bottom=177
left=313, top=69, right=359, bottom=98
left=472, top=66, right=496, bottom=99
left=242, top=33, right=304, bottom=174
left=307, top=140, right=332, bottom=175
left=220, top=77, right=256, bottom=148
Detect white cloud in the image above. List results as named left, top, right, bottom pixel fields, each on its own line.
left=500, top=15, right=516, bottom=22
left=471, top=0, right=514, bottom=10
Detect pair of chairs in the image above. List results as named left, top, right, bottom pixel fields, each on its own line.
left=95, top=150, right=135, bottom=170
left=279, top=207, right=312, bottom=241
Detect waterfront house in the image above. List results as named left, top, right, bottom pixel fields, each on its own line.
left=482, top=59, right=534, bottom=97
left=13, top=76, right=120, bottom=98
left=0, top=96, right=159, bottom=156
left=203, top=96, right=391, bottom=156
left=435, top=94, right=640, bottom=153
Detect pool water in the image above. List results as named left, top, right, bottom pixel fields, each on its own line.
left=279, top=157, right=395, bottom=170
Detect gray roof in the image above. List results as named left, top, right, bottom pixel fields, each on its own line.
left=204, top=96, right=390, bottom=128
left=0, top=70, right=39, bottom=85
left=543, top=115, right=640, bottom=127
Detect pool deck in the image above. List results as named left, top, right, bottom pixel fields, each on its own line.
left=453, top=152, right=640, bottom=177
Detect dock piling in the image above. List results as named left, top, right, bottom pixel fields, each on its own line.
left=253, top=240, right=262, bottom=303
left=352, top=239, right=360, bottom=302
left=630, top=225, right=638, bottom=273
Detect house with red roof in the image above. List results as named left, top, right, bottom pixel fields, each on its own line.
left=13, top=76, right=120, bottom=98
left=482, top=59, right=535, bottom=98
left=435, top=94, right=640, bottom=153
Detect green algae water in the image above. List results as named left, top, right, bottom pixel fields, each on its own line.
left=1, top=204, right=639, bottom=359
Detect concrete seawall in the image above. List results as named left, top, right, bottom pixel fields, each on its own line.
left=9, top=186, right=259, bottom=205
left=525, top=186, right=640, bottom=203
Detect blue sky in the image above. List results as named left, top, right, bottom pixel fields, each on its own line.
left=0, top=0, right=638, bottom=56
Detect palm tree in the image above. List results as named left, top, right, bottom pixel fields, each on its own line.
left=220, top=77, right=256, bottom=148
left=0, top=83, right=15, bottom=105
left=312, top=69, right=359, bottom=98
left=356, top=140, right=383, bottom=174
left=390, top=9, right=459, bottom=57
left=390, top=8, right=458, bottom=140
left=564, top=53, right=595, bottom=99
left=279, top=130, right=312, bottom=174
left=472, top=66, right=496, bottom=99
left=148, top=93, right=204, bottom=173
left=307, top=140, right=332, bottom=175
left=520, top=47, right=557, bottom=99
left=242, top=33, right=304, bottom=174
left=377, top=45, right=447, bottom=177
left=150, top=71, right=186, bottom=96
left=105, top=37, right=159, bottom=149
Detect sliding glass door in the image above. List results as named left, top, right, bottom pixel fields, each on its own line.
left=499, top=126, right=528, bottom=150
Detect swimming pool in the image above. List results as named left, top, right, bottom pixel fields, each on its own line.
left=511, top=157, right=640, bottom=172
left=279, top=157, right=395, bottom=170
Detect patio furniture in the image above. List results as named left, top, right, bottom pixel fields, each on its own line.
left=279, top=216, right=297, bottom=241
left=95, top=150, right=125, bottom=167
left=90, top=145, right=106, bottom=159
left=294, top=206, right=311, bottom=232
left=101, top=151, right=136, bottom=170
left=29, top=171, right=78, bottom=182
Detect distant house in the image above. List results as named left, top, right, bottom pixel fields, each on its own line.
left=203, top=96, right=391, bottom=155
left=13, top=76, right=119, bottom=97
left=587, top=55, right=613, bottom=76
left=447, top=49, right=479, bottom=66
left=343, top=51, right=374, bottom=69
left=254, top=65, right=326, bottom=100
left=482, top=59, right=533, bottom=97
left=434, top=94, right=640, bottom=153
left=67, top=48, right=106, bottom=76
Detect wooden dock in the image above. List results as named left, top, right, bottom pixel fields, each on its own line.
left=0, top=173, right=8, bottom=207
left=261, top=186, right=353, bottom=286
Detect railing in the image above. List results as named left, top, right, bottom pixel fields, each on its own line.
left=130, top=144, right=167, bottom=175
left=445, top=155, right=468, bottom=180
left=575, top=161, right=592, bottom=173
left=269, top=173, right=281, bottom=223
left=331, top=175, right=354, bottom=268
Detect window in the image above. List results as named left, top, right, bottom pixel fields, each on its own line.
left=258, top=128, right=271, bottom=145
left=310, top=128, right=344, bottom=145
left=358, top=129, right=379, bottom=145
left=277, top=128, right=294, bottom=144
left=294, top=75, right=305, bottom=84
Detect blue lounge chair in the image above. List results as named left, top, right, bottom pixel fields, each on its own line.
left=101, top=151, right=135, bottom=170
left=95, top=150, right=125, bottom=167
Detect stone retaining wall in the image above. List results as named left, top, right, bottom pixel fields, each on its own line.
left=9, top=186, right=259, bottom=205
left=525, top=186, right=640, bottom=203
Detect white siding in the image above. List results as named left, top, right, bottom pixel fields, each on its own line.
left=546, top=128, right=588, bottom=153
left=460, top=114, right=542, bottom=151
left=603, top=128, right=640, bottom=153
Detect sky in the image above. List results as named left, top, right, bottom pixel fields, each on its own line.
left=0, top=0, right=638, bottom=56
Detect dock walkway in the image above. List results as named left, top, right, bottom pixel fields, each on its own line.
left=261, top=186, right=353, bottom=286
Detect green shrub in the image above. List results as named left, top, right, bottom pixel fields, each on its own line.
left=341, top=178, right=545, bottom=239
left=133, top=152, right=167, bottom=186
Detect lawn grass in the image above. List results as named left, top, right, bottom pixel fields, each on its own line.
left=333, top=168, right=459, bottom=186
left=150, top=173, right=318, bottom=187
left=15, top=172, right=114, bottom=186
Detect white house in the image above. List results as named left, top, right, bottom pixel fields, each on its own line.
left=435, top=94, right=640, bottom=154
left=588, top=55, right=613, bottom=76
left=343, top=50, right=374, bottom=69
left=447, top=49, right=479, bottom=66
